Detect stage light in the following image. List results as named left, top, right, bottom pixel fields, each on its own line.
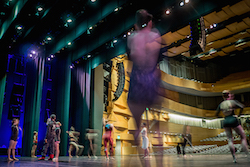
left=123, top=34, right=127, bottom=38
left=37, top=7, right=43, bottom=12
left=180, top=1, right=184, bottom=6
left=16, top=26, right=22, bottom=30
left=31, top=50, right=36, bottom=54
left=114, top=8, right=119, bottom=12
left=50, top=54, right=54, bottom=58
left=29, top=54, right=33, bottom=58
left=213, top=23, right=217, bottom=27
left=113, top=39, right=118, bottom=43
left=87, top=54, right=91, bottom=58
left=91, top=0, right=96, bottom=2
left=127, top=32, right=131, bottom=36
left=210, top=25, right=213, bottom=29
left=68, top=42, right=72, bottom=45
left=67, top=18, right=72, bottom=23
left=185, top=0, right=190, bottom=3
left=89, top=26, right=93, bottom=30
left=165, top=9, right=170, bottom=15
left=47, top=37, right=52, bottom=41
left=70, top=65, right=73, bottom=69
left=47, top=57, right=51, bottom=61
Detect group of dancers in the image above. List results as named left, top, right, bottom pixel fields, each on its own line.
left=6, top=9, right=250, bottom=165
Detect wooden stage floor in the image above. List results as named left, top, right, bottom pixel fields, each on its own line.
left=0, top=154, right=249, bottom=167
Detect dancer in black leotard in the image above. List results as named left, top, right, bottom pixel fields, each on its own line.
left=7, top=118, right=19, bottom=161
left=216, top=90, right=249, bottom=163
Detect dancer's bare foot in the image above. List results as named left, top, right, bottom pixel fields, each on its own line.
left=13, top=157, right=19, bottom=161
left=69, top=155, right=72, bottom=158
left=7, top=158, right=13, bottom=161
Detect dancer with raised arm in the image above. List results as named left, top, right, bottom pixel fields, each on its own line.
left=216, top=90, right=249, bottom=163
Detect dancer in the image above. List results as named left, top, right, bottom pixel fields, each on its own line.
left=176, top=143, right=181, bottom=157
left=7, top=118, right=19, bottom=161
left=86, top=129, right=98, bottom=159
left=102, top=119, right=114, bottom=159
left=141, top=123, right=149, bottom=158
left=216, top=90, right=249, bottom=163
left=31, top=131, right=38, bottom=158
left=66, top=126, right=84, bottom=157
left=53, top=121, right=61, bottom=162
left=127, top=9, right=161, bottom=145
left=182, top=125, right=192, bottom=157
left=127, top=9, right=162, bottom=166
left=38, top=114, right=56, bottom=160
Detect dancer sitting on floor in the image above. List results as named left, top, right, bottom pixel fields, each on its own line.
left=102, top=119, right=114, bottom=159
left=7, top=118, right=20, bottom=161
left=53, top=121, right=61, bottom=162
left=31, top=131, right=38, bottom=158
left=141, top=123, right=150, bottom=158
left=66, top=126, right=84, bottom=157
left=216, top=90, right=249, bottom=163
left=86, top=129, right=98, bottom=159
left=38, top=114, right=56, bottom=160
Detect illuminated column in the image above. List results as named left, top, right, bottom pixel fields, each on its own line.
left=92, top=64, right=104, bottom=155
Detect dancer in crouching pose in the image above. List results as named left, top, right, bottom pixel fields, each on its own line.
left=7, top=118, right=20, bottom=161
left=66, top=126, right=84, bottom=157
left=216, top=90, right=249, bottom=163
left=38, top=114, right=56, bottom=160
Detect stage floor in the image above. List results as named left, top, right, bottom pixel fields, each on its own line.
left=0, top=154, right=249, bottom=167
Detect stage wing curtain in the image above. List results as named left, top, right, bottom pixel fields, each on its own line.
left=22, top=57, right=45, bottom=156
left=51, top=55, right=71, bottom=156
left=70, top=61, right=92, bottom=155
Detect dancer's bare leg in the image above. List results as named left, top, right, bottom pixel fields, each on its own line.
left=55, top=143, right=60, bottom=159
left=12, top=141, right=18, bottom=161
left=7, top=140, right=14, bottom=161
left=233, top=125, right=249, bottom=156
left=128, top=102, right=145, bottom=145
left=68, top=145, right=74, bottom=158
left=128, top=102, right=151, bottom=167
left=224, top=127, right=236, bottom=163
